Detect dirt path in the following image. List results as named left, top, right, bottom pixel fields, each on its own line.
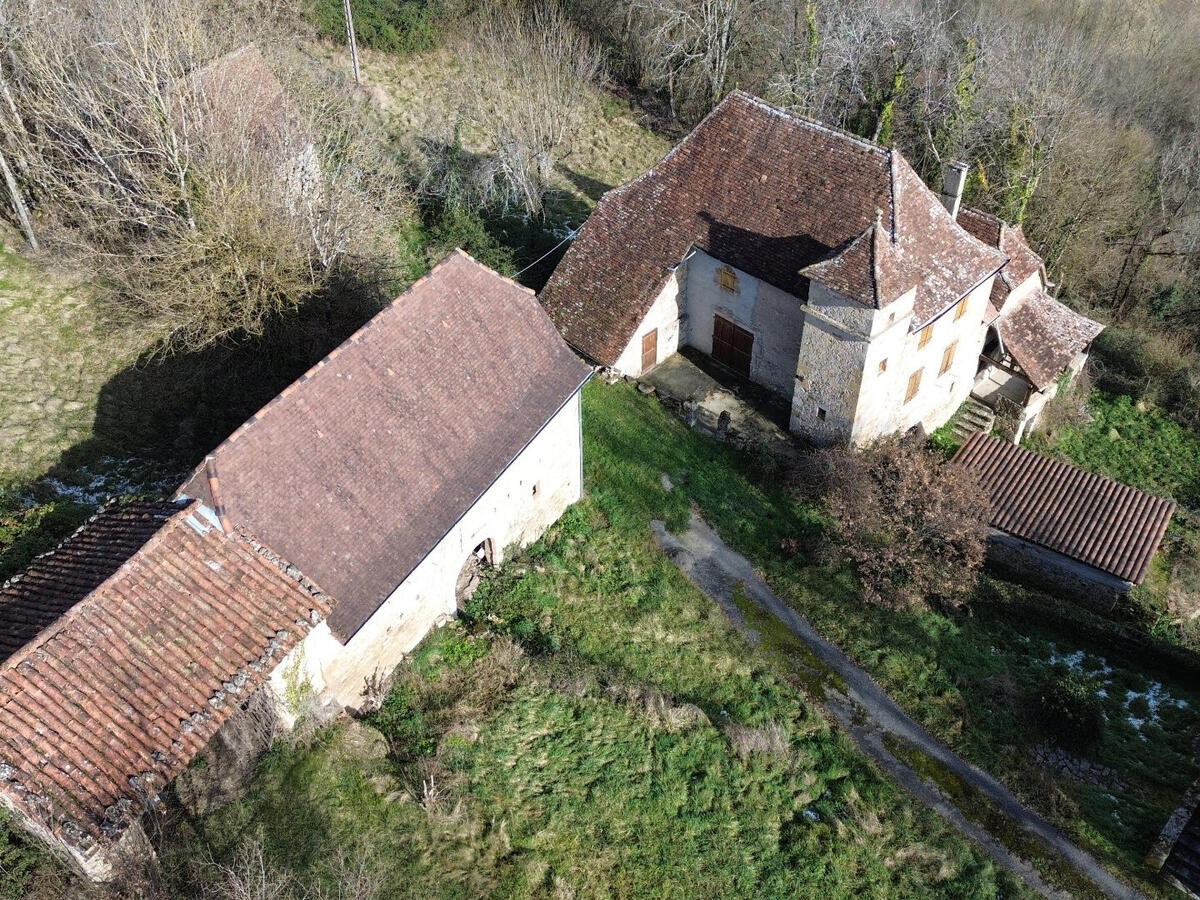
left=653, top=511, right=1146, bottom=900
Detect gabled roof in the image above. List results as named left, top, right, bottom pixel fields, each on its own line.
left=179, top=251, right=591, bottom=640
left=540, top=91, right=1004, bottom=364
left=0, top=502, right=173, bottom=664
left=994, top=288, right=1104, bottom=390
left=0, top=500, right=327, bottom=853
left=957, top=206, right=1045, bottom=320
left=952, top=433, right=1175, bottom=584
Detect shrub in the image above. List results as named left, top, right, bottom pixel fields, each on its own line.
left=0, top=812, right=56, bottom=900
left=790, top=435, right=989, bottom=609
left=306, top=0, right=445, bottom=54
left=365, top=681, right=435, bottom=759
left=1030, top=670, right=1105, bottom=751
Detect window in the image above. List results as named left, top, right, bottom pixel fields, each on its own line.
left=532, top=483, right=540, bottom=497
left=953, top=297, right=968, bottom=321
left=878, top=358, right=888, bottom=374
left=905, top=368, right=923, bottom=404
left=716, top=265, right=739, bottom=293
left=940, top=341, right=957, bottom=375
left=917, top=324, right=933, bottom=349
left=817, top=407, right=827, bottom=421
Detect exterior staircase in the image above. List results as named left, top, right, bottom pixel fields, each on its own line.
left=951, top=396, right=996, bottom=442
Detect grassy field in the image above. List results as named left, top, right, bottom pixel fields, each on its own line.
left=0, top=247, right=150, bottom=489
left=159, top=382, right=1197, bottom=898
left=1026, top=391, right=1200, bottom=507
left=163, top=381, right=1029, bottom=899
left=353, top=45, right=673, bottom=209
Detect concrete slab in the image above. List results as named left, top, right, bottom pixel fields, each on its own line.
left=640, top=353, right=800, bottom=464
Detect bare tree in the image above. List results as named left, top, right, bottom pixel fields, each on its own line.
left=630, top=0, right=767, bottom=121
left=453, top=1, right=603, bottom=218
left=790, top=435, right=989, bottom=610
left=0, top=0, right=405, bottom=351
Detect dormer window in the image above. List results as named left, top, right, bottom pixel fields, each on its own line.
left=716, top=265, right=739, bottom=293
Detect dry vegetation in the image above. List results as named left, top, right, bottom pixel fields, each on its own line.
left=790, top=436, right=990, bottom=609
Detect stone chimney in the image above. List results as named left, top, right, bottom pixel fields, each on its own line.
left=939, top=161, right=968, bottom=219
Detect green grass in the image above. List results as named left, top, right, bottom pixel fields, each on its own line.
left=170, top=381, right=1200, bottom=898
left=1026, top=391, right=1200, bottom=505
left=168, top=381, right=1028, bottom=898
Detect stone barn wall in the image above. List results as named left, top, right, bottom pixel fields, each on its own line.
left=613, top=272, right=685, bottom=376
left=984, top=528, right=1132, bottom=609
left=683, top=250, right=806, bottom=398
left=274, top=389, right=585, bottom=712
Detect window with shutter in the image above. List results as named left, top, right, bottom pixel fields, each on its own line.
left=905, top=369, right=922, bottom=404
left=716, top=266, right=739, bottom=293
left=954, top=297, right=968, bottom=321
left=940, top=341, right=957, bottom=375
left=918, top=325, right=933, bottom=349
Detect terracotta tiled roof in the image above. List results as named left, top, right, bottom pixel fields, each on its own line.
left=958, top=206, right=1044, bottom=316
left=179, top=251, right=591, bottom=640
left=540, top=91, right=1004, bottom=364
left=0, top=502, right=174, bottom=664
left=184, top=44, right=295, bottom=145
left=995, top=289, right=1104, bottom=390
left=801, top=156, right=1006, bottom=318
left=0, top=499, right=328, bottom=852
left=952, top=432, right=1174, bottom=583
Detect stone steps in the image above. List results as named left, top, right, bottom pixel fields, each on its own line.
left=951, top=397, right=996, bottom=442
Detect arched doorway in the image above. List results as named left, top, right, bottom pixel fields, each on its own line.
left=455, top=539, right=493, bottom=610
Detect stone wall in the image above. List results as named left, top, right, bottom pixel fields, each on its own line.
left=274, top=389, right=585, bottom=711
left=613, top=273, right=685, bottom=376
left=789, top=282, right=877, bottom=445
left=683, top=249, right=806, bottom=397
left=791, top=273, right=996, bottom=446
left=984, top=528, right=1132, bottom=608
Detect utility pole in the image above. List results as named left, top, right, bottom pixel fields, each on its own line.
left=0, top=145, right=36, bottom=251
left=342, top=0, right=361, bottom=85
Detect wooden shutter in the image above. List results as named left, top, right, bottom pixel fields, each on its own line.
left=716, top=266, right=739, bottom=292
left=940, top=341, right=957, bottom=375
left=641, top=329, right=658, bottom=373
left=918, top=324, right=933, bottom=349
left=954, top=298, right=968, bottom=321
left=905, top=368, right=923, bottom=404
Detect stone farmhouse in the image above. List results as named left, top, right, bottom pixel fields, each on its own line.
left=0, top=251, right=589, bottom=880
left=541, top=91, right=1103, bottom=447
left=952, top=432, right=1175, bottom=602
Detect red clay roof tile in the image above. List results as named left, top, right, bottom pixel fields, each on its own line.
left=952, top=432, right=1174, bottom=583
left=541, top=92, right=1005, bottom=363
left=0, top=499, right=328, bottom=852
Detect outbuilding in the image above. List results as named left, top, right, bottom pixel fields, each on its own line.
left=952, top=431, right=1175, bottom=603
left=0, top=250, right=590, bottom=881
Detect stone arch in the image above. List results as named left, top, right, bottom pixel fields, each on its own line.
left=454, top=538, right=494, bottom=610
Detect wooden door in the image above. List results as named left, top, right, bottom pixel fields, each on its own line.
left=711, top=315, right=753, bottom=377
left=641, top=329, right=658, bottom=373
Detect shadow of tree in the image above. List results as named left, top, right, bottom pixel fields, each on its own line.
left=557, top=163, right=612, bottom=203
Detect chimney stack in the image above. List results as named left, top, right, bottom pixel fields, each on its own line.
left=939, top=160, right=968, bottom=219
